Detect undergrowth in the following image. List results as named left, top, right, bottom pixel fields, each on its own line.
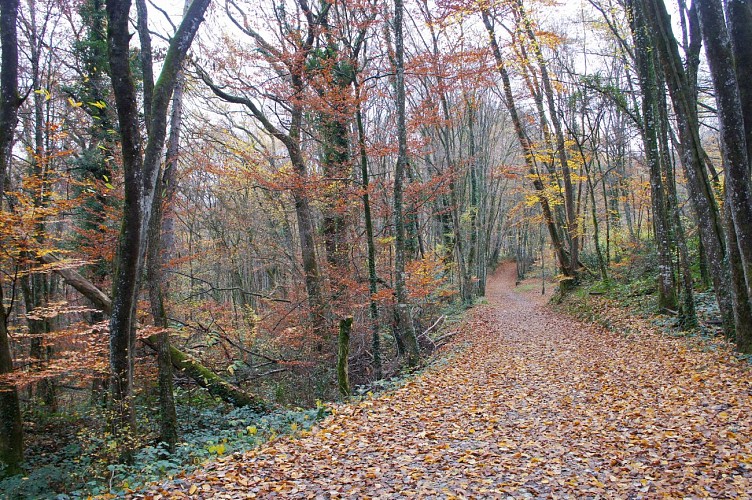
left=1, top=295, right=477, bottom=499
left=0, top=390, right=330, bottom=498
left=553, top=247, right=730, bottom=348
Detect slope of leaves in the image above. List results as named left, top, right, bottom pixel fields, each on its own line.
left=139, top=264, right=752, bottom=498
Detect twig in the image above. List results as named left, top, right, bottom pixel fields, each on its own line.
left=249, top=368, right=287, bottom=379
left=434, top=330, right=459, bottom=345
left=170, top=270, right=291, bottom=303
left=420, top=315, right=446, bottom=338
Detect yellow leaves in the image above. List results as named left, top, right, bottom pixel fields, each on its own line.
left=405, top=251, right=455, bottom=301
left=207, top=442, right=227, bottom=455
left=535, top=29, right=565, bottom=51
left=67, top=97, right=83, bottom=108
left=34, top=88, right=51, bottom=101
left=375, top=235, right=395, bottom=246
left=588, top=477, right=607, bottom=489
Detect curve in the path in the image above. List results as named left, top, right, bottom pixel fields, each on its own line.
left=146, top=263, right=752, bottom=498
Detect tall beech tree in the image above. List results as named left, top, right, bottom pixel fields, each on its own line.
left=393, top=0, right=421, bottom=366
left=141, top=0, right=190, bottom=451
left=104, top=0, right=210, bottom=453
left=626, top=0, right=677, bottom=312
left=696, top=0, right=752, bottom=352
left=0, top=0, right=24, bottom=476
left=641, top=0, right=737, bottom=338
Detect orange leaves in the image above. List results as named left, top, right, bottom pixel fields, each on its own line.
left=492, top=164, right=524, bottom=180
left=0, top=169, right=100, bottom=267
left=405, top=252, right=455, bottom=302
left=1, top=320, right=109, bottom=387
left=24, top=301, right=99, bottom=321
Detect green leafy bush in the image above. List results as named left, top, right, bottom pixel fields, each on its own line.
left=0, top=396, right=330, bottom=499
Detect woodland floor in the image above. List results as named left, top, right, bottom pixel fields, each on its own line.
left=141, top=263, right=752, bottom=498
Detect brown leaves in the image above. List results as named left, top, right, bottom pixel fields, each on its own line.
left=141, top=264, right=752, bottom=498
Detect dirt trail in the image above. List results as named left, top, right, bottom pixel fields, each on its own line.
left=147, top=263, right=752, bottom=498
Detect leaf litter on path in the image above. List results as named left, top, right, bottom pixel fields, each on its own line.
left=139, top=264, right=752, bottom=498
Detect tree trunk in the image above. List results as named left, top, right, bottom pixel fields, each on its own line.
left=0, top=301, right=21, bottom=477
left=724, top=0, right=752, bottom=170
left=106, top=0, right=146, bottom=446
left=643, top=0, right=736, bottom=336
left=657, top=73, right=697, bottom=328
left=292, top=187, right=325, bottom=337
left=105, top=0, right=210, bottom=457
left=393, top=0, right=421, bottom=366
left=696, top=0, right=752, bottom=330
left=316, top=57, right=352, bottom=329
left=143, top=57, right=187, bottom=452
left=355, top=80, right=382, bottom=380
left=0, top=0, right=23, bottom=476
left=141, top=336, right=272, bottom=412
left=336, top=317, right=352, bottom=398
left=466, top=99, right=481, bottom=297
left=627, top=0, right=678, bottom=311
left=724, top=199, right=752, bottom=350
left=320, top=113, right=350, bottom=277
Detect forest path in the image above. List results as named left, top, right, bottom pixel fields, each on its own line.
left=148, top=263, right=752, bottom=498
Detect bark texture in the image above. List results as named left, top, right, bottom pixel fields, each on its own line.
left=105, top=0, right=210, bottom=454
left=393, top=0, right=421, bottom=366
left=337, top=317, right=353, bottom=397
left=0, top=0, right=24, bottom=476
left=627, top=0, right=678, bottom=312
left=643, top=0, right=735, bottom=336
left=696, top=0, right=752, bottom=351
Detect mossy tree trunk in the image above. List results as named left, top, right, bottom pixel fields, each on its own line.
left=696, top=0, right=752, bottom=352
left=0, top=0, right=23, bottom=477
left=105, top=0, right=210, bottom=459
left=642, top=0, right=737, bottom=338
left=337, top=317, right=353, bottom=398
left=627, top=0, right=678, bottom=312
left=393, top=0, right=421, bottom=367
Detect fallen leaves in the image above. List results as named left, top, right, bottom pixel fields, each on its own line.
left=137, top=264, right=752, bottom=498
